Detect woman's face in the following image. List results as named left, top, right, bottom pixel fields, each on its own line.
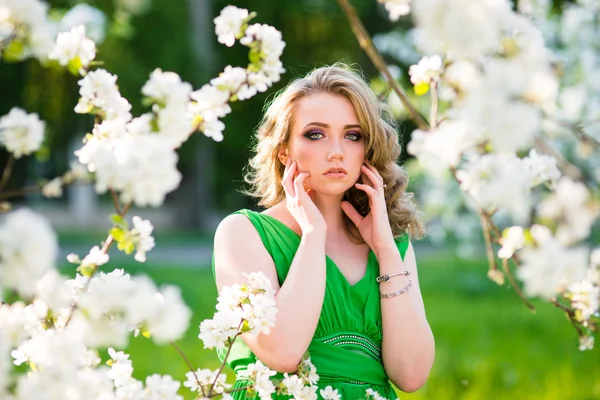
left=283, top=92, right=366, bottom=196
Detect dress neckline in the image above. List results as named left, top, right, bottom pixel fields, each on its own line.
left=254, top=210, right=372, bottom=288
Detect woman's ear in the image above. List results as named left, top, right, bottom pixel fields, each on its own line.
left=277, top=148, right=288, bottom=165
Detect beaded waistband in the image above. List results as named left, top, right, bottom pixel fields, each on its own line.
left=316, top=331, right=382, bottom=363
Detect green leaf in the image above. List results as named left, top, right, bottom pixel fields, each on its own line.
left=110, top=227, right=125, bottom=242
left=77, top=263, right=95, bottom=277
left=110, top=214, right=126, bottom=227
left=67, top=57, right=84, bottom=76
left=240, top=319, right=251, bottom=333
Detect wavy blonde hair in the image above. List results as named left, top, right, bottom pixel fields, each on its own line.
left=243, top=64, right=425, bottom=241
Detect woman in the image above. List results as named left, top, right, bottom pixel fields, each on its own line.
left=212, top=64, right=435, bottom=399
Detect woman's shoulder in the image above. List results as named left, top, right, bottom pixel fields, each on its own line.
left=215, top=209, right=258, bottom=237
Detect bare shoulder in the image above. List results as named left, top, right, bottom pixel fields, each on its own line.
left=213, top=213, right=279, bottom=291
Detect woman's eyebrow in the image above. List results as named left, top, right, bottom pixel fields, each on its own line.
left=303, top=122, right=362, bottom=129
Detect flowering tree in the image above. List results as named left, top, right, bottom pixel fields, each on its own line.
left=1, top=0, right=598, bottom=399
left=345, top=0, right=600, bottom=350
left=0, top=1, right=349, bottom=399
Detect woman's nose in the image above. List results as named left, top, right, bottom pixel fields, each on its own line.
left=327, top=139, right=344, bottom=160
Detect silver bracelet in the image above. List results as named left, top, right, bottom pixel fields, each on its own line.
left=380, top=280, right=412, bottom=299
left=376, top=270, right=410, bottom=283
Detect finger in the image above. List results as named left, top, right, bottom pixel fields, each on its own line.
left=293, top=172, right=310, bottom=199
left=361, top=165, right=383, bottom=189
left=355, top=182, right=379, bottom=198
left=341, top=200, right=363, bottom=227
left=282, top=161, right=297, bottom=197
left=365, top=161, right=385, bottom=182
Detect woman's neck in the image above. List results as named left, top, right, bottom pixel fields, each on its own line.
left=312, top=193, right=346, bottom=240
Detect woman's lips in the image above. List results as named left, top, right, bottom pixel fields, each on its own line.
left=323, top=172, right=347, bottom=179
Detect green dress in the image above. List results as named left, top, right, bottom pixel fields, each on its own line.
left=212, top=209, right=409, bottom=399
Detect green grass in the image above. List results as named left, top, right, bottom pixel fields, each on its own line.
left=71, top=253, right=600, bottom=400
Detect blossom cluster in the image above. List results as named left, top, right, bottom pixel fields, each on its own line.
left=0, top=207, right=191, bottom=398
left=374, top=0, right=600, bottom=348
left=199, top=271, right=278, bottom=350
left=0, top=0, right=108, bottom=63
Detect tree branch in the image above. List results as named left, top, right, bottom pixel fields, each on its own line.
left=335, top=0, right=429, bottom=130
left=170, top=341, right=206, bottom=397
left=0, top=155, right=15, bottom=192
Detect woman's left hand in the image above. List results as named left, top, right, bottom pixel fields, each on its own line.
left=341, top=161, right=396, bottom=254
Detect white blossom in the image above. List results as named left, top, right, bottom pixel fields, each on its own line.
left=183, top=368, right=230, bottom=394
left=517, top=225, right=589, bottom=299
left=81, top=245, right=110, bottom=268
left=566, top=280, right=599, bottom=326
left=320, top=386, right=341, bottom=400
left=378, top=0, right=411, bottom=21
left=131, top=216, right=156, bottom=262
left=145, top=374, right=182, bottom=400
left=456, top=153, right=533, bottom=223
left=156, top=105, right=193, bottom=148
left=411, top=0, right=512, bottom=56
left=76, top=69, right=132, bottom=121
left=366, top=388, right=388, bottom=400
left=76, top=134, right=181, bottom=207
left=0, top=208, right=57, bottom=298
left=200, top=118, right=225, bottom=142
left=407, top=121, right=476, bottom=176
left=190, top=84, right=232, bottom=122
left=214, top=6, right=248, bottom=47
left=521, top=149, right=561, bottom=187
left=211, top=65, right=248, bottom=94
left=0, top=107, right=45, bottom=158
left=142, top=69, right=192, bottom=108
left=41, top=177, right=63, bottom=198
left=408, top=55, right=443, bottom=86
left=49, top=25, right=96, bottom=68
left=198, top=310, right=240, bottom=350
left=498, top=226, right=525, bottom=259
left=537, top=178, right=599, bottom=245
left=107, top=348, right=133, bottom=387
left=145, top=284, right=191, bottom=343
left=59, top=3, right=106, bottom=44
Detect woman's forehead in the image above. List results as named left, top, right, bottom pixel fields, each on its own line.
left=291, top=93, right=360, bottom=128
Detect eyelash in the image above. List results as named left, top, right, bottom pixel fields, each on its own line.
left=303, top=130, right=363, bottom=141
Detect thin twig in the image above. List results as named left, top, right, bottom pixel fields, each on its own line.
left=503, top=258, right=536, bottom=312
left=546, top=113, right=600, bottom=149
left=208, top=328, right=243, bottom=397
left=170, top=341, right=206, bottom=398
left=111, top=189, right=122, bottom=215
left=0, top=180, right=92, bottom=201
left=430, top=81, right=439, bottom=129
left=335, top=0, right=429, bottom=129
left=533, top=137, right=587, bottom=184
left=452, top=166, right=537, bottom=311
left=0, top=30, right=17, bottom=49
left=0, top=155, right=15, bottom=192
left=550, top=297, right=585, bottom=338
left=477, top=209, right=498, bottom=277
left=63, top=198, right=131, bottom=326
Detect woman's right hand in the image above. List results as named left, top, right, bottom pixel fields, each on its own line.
left=282, top=158, right=327, bottom=235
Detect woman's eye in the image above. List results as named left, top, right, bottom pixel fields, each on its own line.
left=304, top=131, right=324, bottom=140
left=346, top=132, right=363, bottom=141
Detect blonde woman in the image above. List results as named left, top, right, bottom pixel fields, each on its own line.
left=213, top=64, right=435, bottom=399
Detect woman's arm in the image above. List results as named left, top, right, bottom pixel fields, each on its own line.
left=376, top=241, right=435, bottom=392
left=213, top=213, right=327, bottom=373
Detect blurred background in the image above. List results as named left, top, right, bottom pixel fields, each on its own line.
left=1, top=0, right=598, bottom=399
